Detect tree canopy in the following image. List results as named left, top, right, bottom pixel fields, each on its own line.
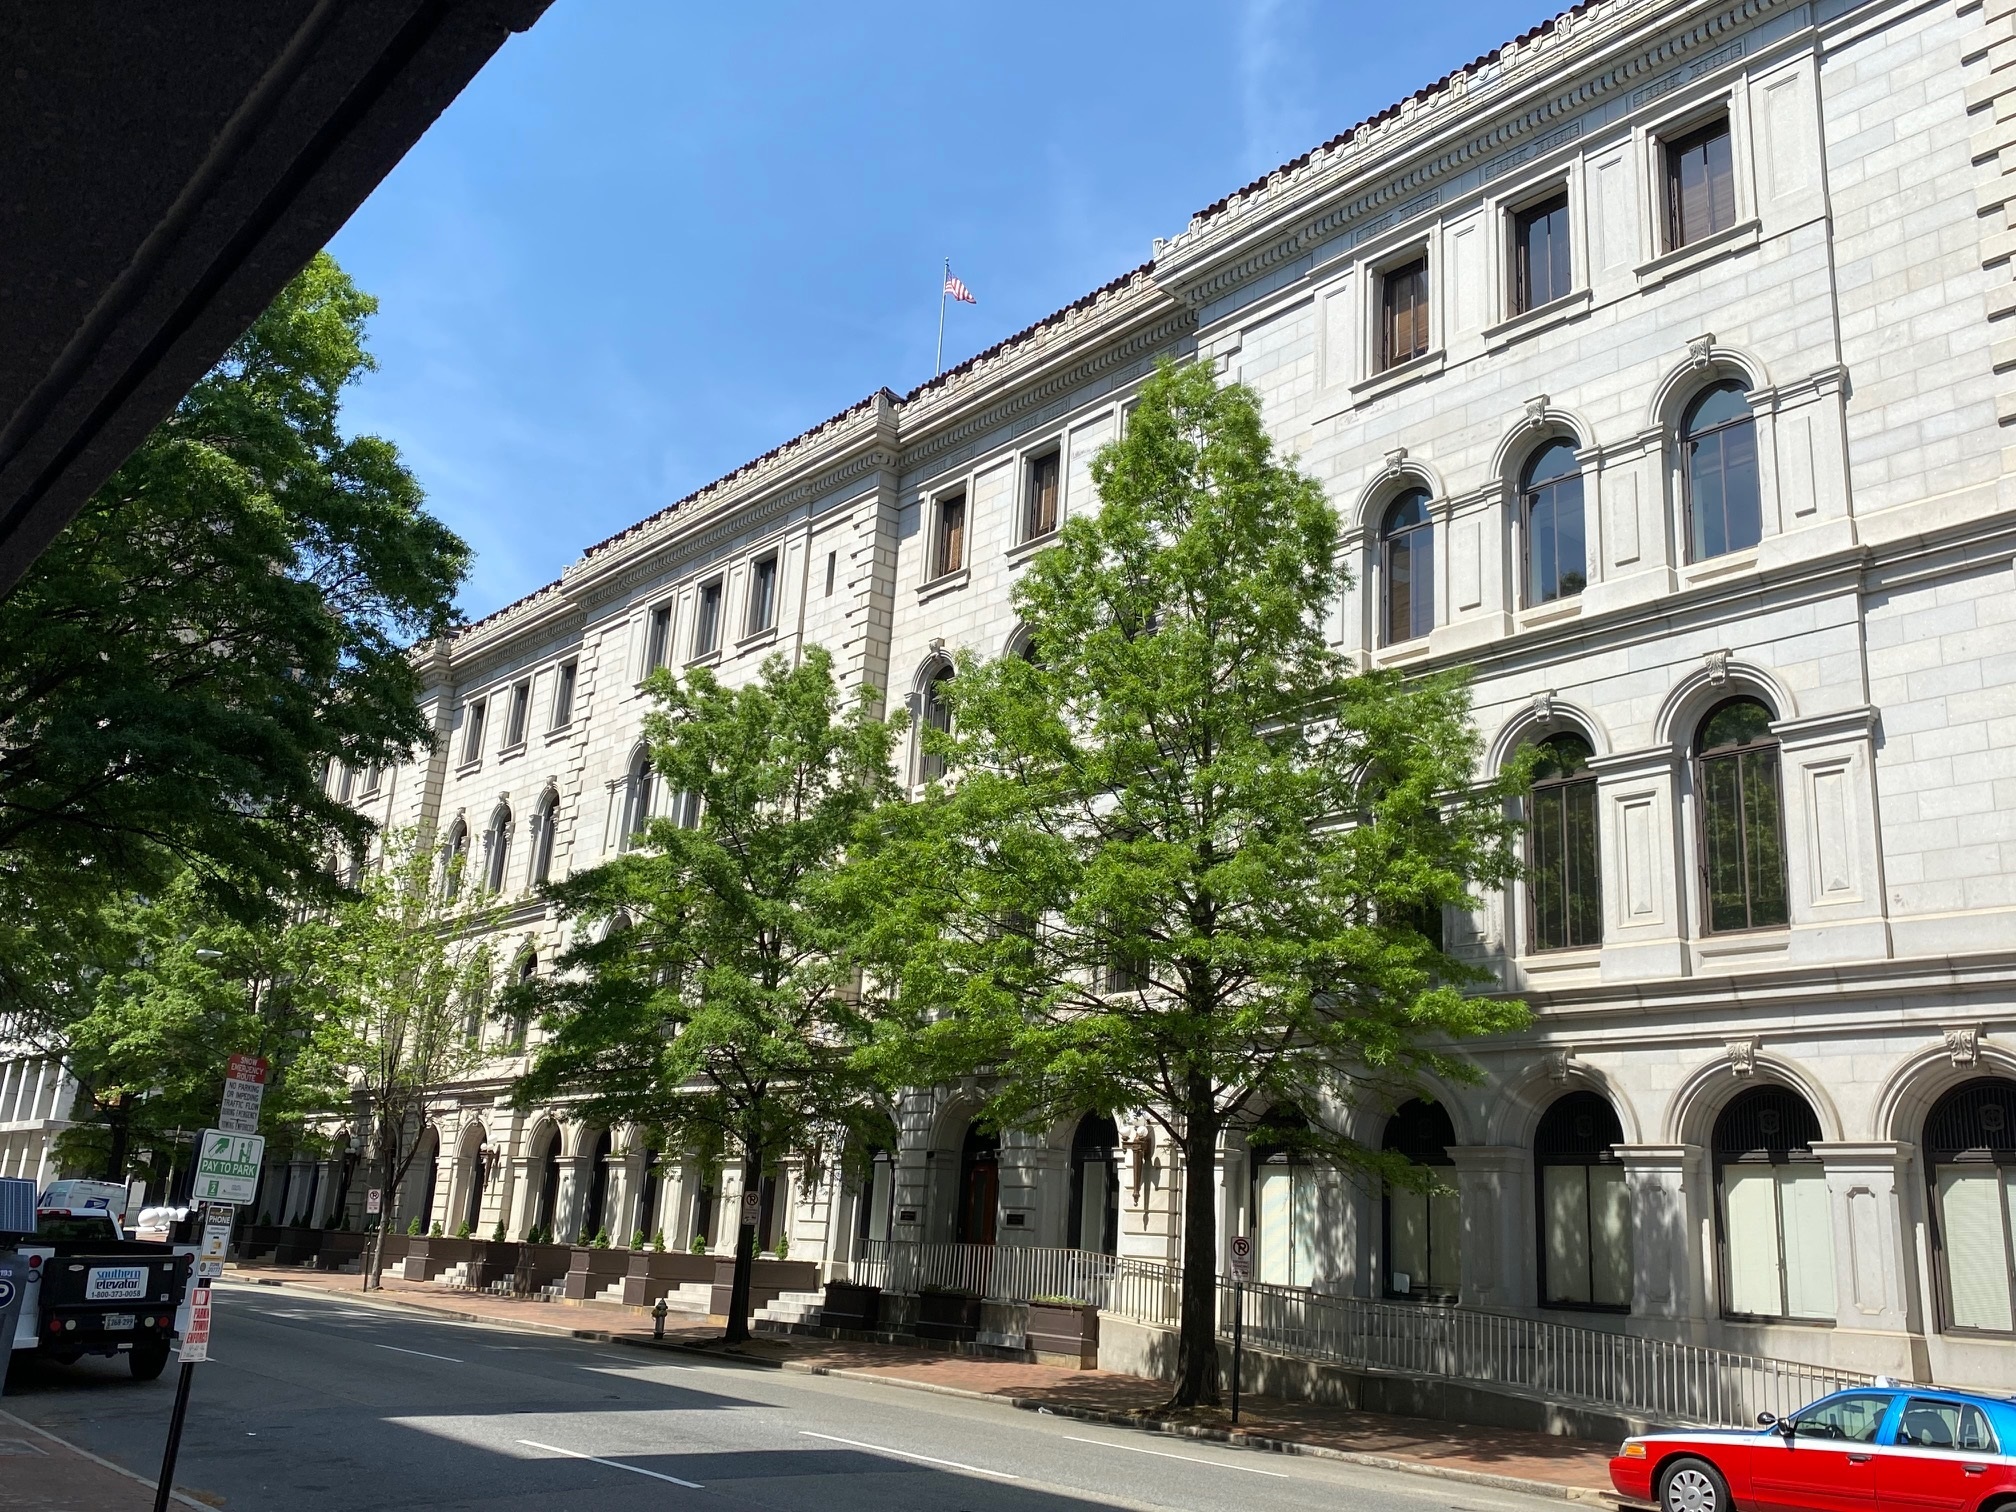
left=511, top=646, right=898, bottom=1337
left=0, top=251, right=468, bottom=964
left=853, top=359, right=1529, bottom=1406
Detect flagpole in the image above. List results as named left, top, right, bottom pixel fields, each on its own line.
left=935, top=256, right=948, bottom=377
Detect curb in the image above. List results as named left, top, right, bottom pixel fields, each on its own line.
left=233, top=1278, right=1616, bottom=1508
left=608, top=1335, right=1615, bottom=1506
left=0, top=1407, right=212, bottom=1510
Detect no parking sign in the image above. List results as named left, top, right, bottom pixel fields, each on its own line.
left=1228, top=1233, right=1253, bottom=1281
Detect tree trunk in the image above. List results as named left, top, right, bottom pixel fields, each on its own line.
left=1169, top=1083, right=1222, bottom=1409
left=366, top=1125, right=399, bottom=1292
left=723, top=1146, right=761, bottom=1344
left=102, top=1094, right=131, bottom=1182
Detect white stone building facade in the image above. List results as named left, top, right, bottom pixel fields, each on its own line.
left=306, top=0, right=2016, bottom=1386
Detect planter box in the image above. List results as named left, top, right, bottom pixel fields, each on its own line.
left=401, top=1234, right=475, bottom=1282
left=467, top=1240, right=520, bottom=1291
left=820, top=1281, right=881, bottom=1332
left=513, top=1241, right=575, bottom=1295
left=315, top=1230, right=369, bottom=1271
left=237, top=1223, right=282, bottom=1261
left=272, top=1226, right=323, bottom=1266
left=562, top=1244, right=632, bottom=1300
left=708, top=1257, right=822, bottom=1318
left=619, top=1249, right=718, bottom=1307
left=1026, top=1300, right=1099, bottom=1368
left=915, top=1290, right=983, bottom=1344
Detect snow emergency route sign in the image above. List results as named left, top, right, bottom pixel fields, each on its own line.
left=181, top=1288, right=212, bottom=1363
left=217, top=1053, right=268, bottom=1136
left=193, top=1129, right=264, bottom=1205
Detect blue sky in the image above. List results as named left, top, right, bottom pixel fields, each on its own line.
left=330, top=0, right=1560, bottom=622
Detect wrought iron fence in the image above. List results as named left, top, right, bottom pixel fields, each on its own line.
left=850, top=1238, right=1133, bottom=1307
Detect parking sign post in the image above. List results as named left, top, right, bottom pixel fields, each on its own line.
left=1227, top=1234, right=1253, bottom=1426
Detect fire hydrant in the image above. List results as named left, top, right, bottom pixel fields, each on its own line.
left=652, top=1297, right=668, bottom=1340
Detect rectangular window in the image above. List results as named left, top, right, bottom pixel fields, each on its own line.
left=747, top=554, right=778, bottom=634
left=1530, top=777, right=1601, bottom=951
left=360, top=764, right=382, bottom=795
left=551, top=660, right=576, bottom=729
left=1512, top=193, right=1572, bottom=313
left=461, top=699, right=486, bottom=764
left=1664, top=118, right=1736, bottom=250
left=645, top=603, right=673, bottom=673
left=1024, top=452, right=1060, bottom=541
left=1380, top=257, right=1430, bottom=370
left=505, top=679, right=531, bottom=746
left=825, top=550, right=837, bottom=596
left=336, top=764, right=356, bottom=804
left=935, top=492, right=966, bottom=578
left=693, top=580, right=723, bottom=656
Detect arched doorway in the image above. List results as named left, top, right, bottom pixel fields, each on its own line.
left=1713, top=1085, right=1833, bottom=1321
left=957, top=1126, right=999, bottom=1246
left=405, top=1127, right=439, bottom=1230
left=1251, top=1109, right=1318, bottom=1289
left=1535, top=1091, right=1630, bottom=1311
left=1926, top=1077, right=2016, bottom=1334
left=580, top=1130, right=614, bottom=1243
left=1382, top=1099, right=1458, bottom=1301
left=461, top=1130, right=489, bottom=1235
left=1067, top=1114, right=1119, bottom=1254
left=854, top=1147, right=895, bottom=1250
left=632, top=1146, right=662, bottom=1245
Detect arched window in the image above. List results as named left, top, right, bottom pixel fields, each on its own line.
left=462, top=1132, right=489, bottom=1234
left=957, top=1124, right=999, bottom=1246
left=580, top=1129, right=614, bottom=1243
left=1714, top=1086, right=1834, bottom=1321
left=1926, top=1078, right=2016, bottom=1334
left=1535, top=1091, right=1631, bottom=1310
left=919, top=667, right=954, bottom=782
left=484, top=804, right=512, bottom=894
left=1529, top=734, right=1600, bottom=952
left=1251, top=1109, right=1319, bottom=1289
left=854, top=1146, right=896, bottom=1247
left=1696, top=698, right=1787, bottom=933
left=624, top=749, right=654, bottom=847
left=1068, top=1113, right=1120, bottom=1255
left=1521, top=440, right=1586, bottom=606
left=1382, top=1099, right=1458, bottom=1300
left=1682, top=381, right=1761, bottom=561
left=1380, top=489, right=1434, bottom=645
left=530, top=791, right=558, bottom=885
left=532, top=1129, right=561, bottom=1240
left=633, top=1146, right=662, bottom=1245
left=405, top=1126, right=439, bottom=1228
left=442, top=821, right=469, bottom=900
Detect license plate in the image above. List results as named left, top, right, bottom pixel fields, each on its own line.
left=85, top=1267, right=147, bottom=1301
left=100, top=1313, right=135, bottom=1332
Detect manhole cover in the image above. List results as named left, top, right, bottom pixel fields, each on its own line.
left=0, top=1438, right=48, bottom=1455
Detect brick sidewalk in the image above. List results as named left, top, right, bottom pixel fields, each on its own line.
left=229, top=1263, right=1621, bottom=1502
left=0, top=1407, right=204, bottom=1511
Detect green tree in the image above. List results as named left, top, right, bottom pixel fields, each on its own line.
left=853, top=360, right=1528, bottom=1408
left=0, top=251, right=467, bottom=973
left=8, top=874, right=348, bottom=1188
left=321, top=829, right=497, bottom=1289
left=511, top=647, right=896, bottom=1342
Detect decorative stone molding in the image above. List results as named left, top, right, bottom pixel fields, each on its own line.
left=1121, top=1118, right=1156, bottom=1201
left=1530, top=689, right=1556, bottom=723
left=1382, top=446, right=1410, bottom=481
left=1703, top=649, right=1732, bottom=686
left=1945, top=1025, right=1980, bottom=1066
left=1726, top=1037, right=1759, bottom=1077
left=1544, top=1048, right=1575, bottom=1084
left=1523, top=393, right=1551, bottom=430
left=1967, top=0, right=2016, bottom=429
left=1687, top=332, right=1717, bottom=370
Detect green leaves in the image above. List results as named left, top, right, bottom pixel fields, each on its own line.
left=857, top=358, right=1530, bottom=1161
left=513, top=648, right=897, bottom=1171
left=0, top=252, right=467, bottom=956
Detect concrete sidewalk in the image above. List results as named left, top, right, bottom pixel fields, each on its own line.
left=0, top=1407, right=206, bottom=1511
left=228, top=1263, right=1623, bottom=1504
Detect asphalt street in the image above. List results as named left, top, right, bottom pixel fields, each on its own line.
left=1, top=1282, right=1569, bottom=1512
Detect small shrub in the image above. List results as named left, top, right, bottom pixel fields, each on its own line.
left=689, top=1233, right=707, bottom=1254
left=429, top=1220, right=444, bottom=1237
left=1031, top=1294, right=1090, bottom=1307
left=407, top=1217, right=423, bottom=1236
left=652, top=1227, right=666, bottom=1252
left=589, top=1227, right=610, bottom=1249
left=772, top=1236, right=789, bottom=1259
left=492, top=1222, right=507, bottom=1244
left=629, top=1229, right=646, bottom=1250
left=454, top=1221, right=472, bottom=1239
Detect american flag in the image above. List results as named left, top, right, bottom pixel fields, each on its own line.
left=944, top=271, right=976, bottom=305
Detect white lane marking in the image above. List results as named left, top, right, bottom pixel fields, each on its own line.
left=1061, top=1434, right=1290, bottom=1478
left=375, top=1344, right=463, bottom=1363
left=798, top=1430, right=1021, bottom=1479
left=517, top=1438, right=703, bottom=1488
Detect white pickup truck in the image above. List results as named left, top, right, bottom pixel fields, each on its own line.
left=3, top=1179, right=195, bottom=1382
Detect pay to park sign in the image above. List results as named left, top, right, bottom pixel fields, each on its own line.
left=193, top=1129, right=264, bottom=1205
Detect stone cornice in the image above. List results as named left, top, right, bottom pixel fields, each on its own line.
left=1156, top=0, right=1791, bottom=311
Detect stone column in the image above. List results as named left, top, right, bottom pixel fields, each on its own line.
left=502, top=1156, right=536, bottom=1239
left=1614, top=1143, right=1708, bottom=1323
left=1811, top=1142, right=1920, bottom=1336
left=1446, top=1145, right=1532, bottom=1310
left=556, top=1156, right=592, bottom=1244
left=431, top=1149, right=456, bottom=1232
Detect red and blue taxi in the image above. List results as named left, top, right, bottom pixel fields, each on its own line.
left=1611, top=1384, right=2016, bottom=1512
